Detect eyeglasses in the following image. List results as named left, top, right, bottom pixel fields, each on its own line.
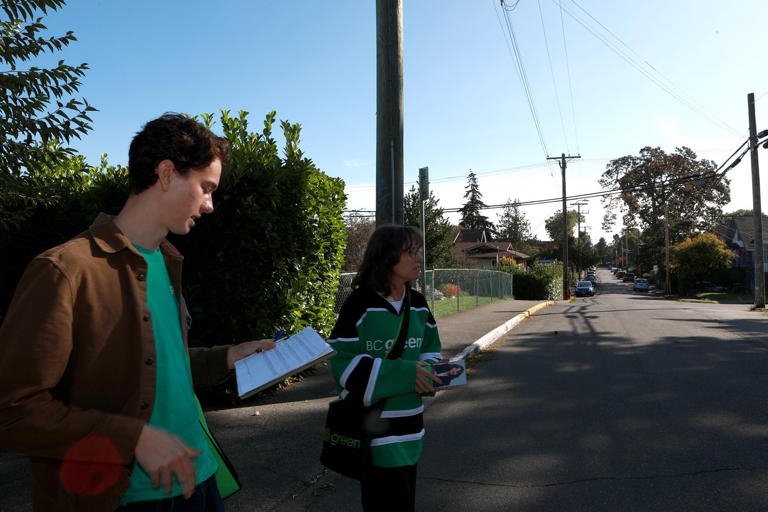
left=403, top=247, right=422, bottom=258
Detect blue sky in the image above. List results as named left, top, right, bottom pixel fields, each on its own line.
left=36, top=0, right=768, bottom=241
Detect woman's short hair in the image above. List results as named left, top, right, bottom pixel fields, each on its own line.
left=128, top=113, right=231, bottom=193
left=353, top=224, right=423, bottom=295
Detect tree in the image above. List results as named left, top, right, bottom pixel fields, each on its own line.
left=458, top=170, right=495, bottom=236
left=719, top=209, right=768, bottom=223
left=672, top=232, right=735, bottom=292
left=1, top=0, right=96, bottom=174
left=342, top=216, right=375, bottom=271
left=496, top=198, right=531, bottom=247
left=594, top=237, right=609, bottom=262
left=599, top=146, right=729, bottom=271
left=403, top=186, right=456, bottom=269
left=544, top=209, right=581, bottom=243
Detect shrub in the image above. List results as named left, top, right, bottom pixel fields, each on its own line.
left=1, top=111, right=346, bottom=348
left=499, top=262, right=561, bottom=300
left=442, top=283, right=462, bottom=297
left=171, top=111, right=346, bottom=347
left=0, top=153, right=129, bottom=316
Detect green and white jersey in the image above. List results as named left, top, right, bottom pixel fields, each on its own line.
left=328, top=286, right=442, bottom=468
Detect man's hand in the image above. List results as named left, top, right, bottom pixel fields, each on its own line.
left=134, top=425, right=201, bottom=499
left=226, top=339, right=277, bottom=369
left=414, top=361, right=442, bottom=393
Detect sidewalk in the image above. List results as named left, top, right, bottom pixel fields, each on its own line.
left=207, top=298, right=553, bottom=511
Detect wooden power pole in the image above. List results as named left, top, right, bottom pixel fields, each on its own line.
left=376, top=0, right=404, bottom=226
left=748, top=92, right=766, bottom=308
left=548, top=153, right=581, bottom=299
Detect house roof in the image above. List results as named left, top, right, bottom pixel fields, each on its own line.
left=452, top=228, right=488, bottom=244
left=717, top=216, right=768, bottom=250
left=453, top=241, right=530, bottom=260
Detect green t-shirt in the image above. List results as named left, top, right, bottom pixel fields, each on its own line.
left=120, top=245, right=217, bottom=505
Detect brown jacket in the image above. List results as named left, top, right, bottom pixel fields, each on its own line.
left=0, top=214, right=232, bottom=511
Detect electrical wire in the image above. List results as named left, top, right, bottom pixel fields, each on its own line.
left=537, top=0, right=570, bottom=153
left=558, top=0, right=580, bottom=154
left=553, top=0, right=741, bottom=138
left=344, top=137, right=757, bottom=217
left=496, top=0, right=550, bottom=158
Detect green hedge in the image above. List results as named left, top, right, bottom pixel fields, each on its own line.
left=172, top=111, right=346, bottom=348
left=1, top=111, right=346, bottom=350
left=0, top=155, right=129, bottom=314
left=499, top=262, right=561, bottom=300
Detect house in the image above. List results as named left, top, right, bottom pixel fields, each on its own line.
left=450, top=228, right=531, bottom=269
left=714, top=216, right=768, bottom=291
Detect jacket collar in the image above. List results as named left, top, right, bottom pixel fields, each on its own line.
left=88, top=213, right=183, bottom=262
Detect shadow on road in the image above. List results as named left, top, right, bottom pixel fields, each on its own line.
left=417, top=306, right=768, bottom=511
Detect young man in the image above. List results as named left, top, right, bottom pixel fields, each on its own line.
left=0, top=114, right=274, bottom=511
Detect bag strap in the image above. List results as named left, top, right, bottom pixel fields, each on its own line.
left=386, top=288, right=411, bottom=360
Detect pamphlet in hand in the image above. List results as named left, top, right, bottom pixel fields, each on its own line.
left=235, top=326, right=335, bottom=399
left=432, top=360, right=467, bottom=389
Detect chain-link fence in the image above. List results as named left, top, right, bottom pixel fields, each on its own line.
left=333, top=269, right=514, bottom=318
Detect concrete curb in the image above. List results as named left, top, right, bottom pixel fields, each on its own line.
left=451, top=300, right=555, bottom=361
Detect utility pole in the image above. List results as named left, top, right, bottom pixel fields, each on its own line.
left=418, top=166, right=429, bottom=295
left=664, top=201, right=671, bottom=295
left=375, top=0, right=404, bottom=226
left=748, top=92, right=766, bottom=308
left=571, top=200, right=588, bottom=277
left=548, top=153, right=581, bottom=299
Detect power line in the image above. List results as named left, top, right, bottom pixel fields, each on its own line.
left=343, top=158, right=612, bottom=192
left=558, top=0, right=580, bottom=154
left=537, top=0, right=570, bottom=153
left=553, top=0, right=741, bottom=137
left=496, top=0, right=549, bottom=157
left=345, top=137, right=751, bottom=216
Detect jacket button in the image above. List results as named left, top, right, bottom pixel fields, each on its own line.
left=137, top=274, right=145, bottom=281
left=145, top=357, right=154, bottom=366
left=143, top=314, right=150, bottom=322
left=140, top=402, right=150, bottom=410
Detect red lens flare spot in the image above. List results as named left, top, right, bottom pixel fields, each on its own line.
left=59, top=435, right=123, bottom=495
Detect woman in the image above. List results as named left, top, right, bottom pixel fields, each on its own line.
left=328, top=225, right=444, bottom=511
left=433, top=362, right=464, bottom=387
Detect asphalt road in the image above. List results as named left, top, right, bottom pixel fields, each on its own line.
left=292, top=268, right=768, bottom=511
left=4, top=269, right=768, bottom=511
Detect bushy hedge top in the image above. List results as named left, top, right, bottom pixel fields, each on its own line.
left=172, top=111, right=346, bottom=345
left=498, top=262, right=562, bottom=300
left=1, top=111, right=347, bottom=346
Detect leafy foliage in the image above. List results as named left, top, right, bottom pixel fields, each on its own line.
left=498, top=261, right=561, bottom=300
left=496, top=198, right=531, bottom=247
left=1, top=0, right=96, bottom=175
left=672, top=232, right=735, bottom=289
left=458, top=170, right=495, bottom=235
left=0, top=152, right=129, bottom=314
left=593, top=237, right=610, bottom=263
left=544, top=209, right=581, bottom=244
left=403, top=185, right=457, bottom=269
left=172, top=111, right=347, bottom=348
left=342, top=216, right=375, bottom=272
left=599, top=146, right=729, bottom=271
left=1, top=110, right=346, bottom=355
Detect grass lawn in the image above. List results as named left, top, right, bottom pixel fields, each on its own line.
left=430, top=295, right=514, bottom=319
left=695, top=291, right=754, bottom=302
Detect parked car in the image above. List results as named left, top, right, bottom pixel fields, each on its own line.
left=622, top=273, right=635, bottom=282
left=615, top=271, right=626, bottom=279
left=633, top=278, right=649, bottom=291
left=585, top=275, right=597, bottom=286
left=695, top=281, right=726, bottom=292
left=575, top=280, right=595, bottom=297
